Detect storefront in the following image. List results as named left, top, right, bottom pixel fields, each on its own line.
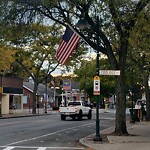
left=0, top=77, right=23, bottom=115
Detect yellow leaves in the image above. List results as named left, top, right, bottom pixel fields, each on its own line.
left=0, top=45, right=15, bottom=72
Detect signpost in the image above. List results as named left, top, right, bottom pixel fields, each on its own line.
left=63, top=80, right=71, bottom=91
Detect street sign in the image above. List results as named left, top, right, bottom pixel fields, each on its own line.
left=99, top=70, right=120, bottom=76
left=63, top=80, right=71, bottom=91
left=93, top=76, right=100, bottom=95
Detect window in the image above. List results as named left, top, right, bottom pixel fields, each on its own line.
left=68, top=102, right=81, bottom=106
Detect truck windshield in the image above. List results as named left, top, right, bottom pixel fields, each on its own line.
left=68, top=102, right=81, bottom=106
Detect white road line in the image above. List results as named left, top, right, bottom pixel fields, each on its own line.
left=6, top=122, right=94, bottom=146
left=0, top=146, right=84, bottom=150
left=37, top=147, right=47, bottom=150
left=2, top=147, right=15, bottom=150
left=37, top=147, right=84, bottom=149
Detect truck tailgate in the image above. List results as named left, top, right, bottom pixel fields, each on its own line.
left=59, top=107, right=77, bottom=113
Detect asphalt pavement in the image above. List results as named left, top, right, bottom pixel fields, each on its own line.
left=1, top=108, right=150, bottom=150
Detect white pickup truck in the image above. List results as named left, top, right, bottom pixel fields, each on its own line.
left=59, top=101, right=92, bottom=120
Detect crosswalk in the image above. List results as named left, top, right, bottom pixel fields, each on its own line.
left=0, top=146, right=85, bottom=150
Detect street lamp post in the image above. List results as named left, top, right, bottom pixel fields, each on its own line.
left=76, top=16, right=102, bottom=141
left=0, top=75, right=2, bottom=117
left=130, top=52, right=135, bottom=123
left=45, top=75, right=48, bottom=113
left=130, top=69, right=135, bottom=123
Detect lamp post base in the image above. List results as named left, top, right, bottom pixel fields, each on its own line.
left=93, top=135, right=102, bottom=141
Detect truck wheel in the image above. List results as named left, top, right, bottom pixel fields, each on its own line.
left=61, top=114, right=66, bottom=120
left=78, top=110, right=82, bottom=121
left=87, top=110, right=92, bottom=119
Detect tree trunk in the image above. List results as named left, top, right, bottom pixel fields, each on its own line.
left=144, top=74, right=150, bottom=121
left=114, top=74, right=128, bottom=135
left=32, top=81, right=38, bottom=114
left=113, top=32, right=129, bottom=135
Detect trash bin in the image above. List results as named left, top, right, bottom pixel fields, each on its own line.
left=129, top=108, right=140, bottom=122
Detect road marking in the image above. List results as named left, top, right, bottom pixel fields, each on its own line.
left=0, top=121, right=30, bottom=127
left=0, top=146, right=84, bottom=150
left=0, top=118, right=54, bottom=127
left=6, top=122, right=95, bottom=146
left=37, top=147, right=46, bottom=150
left=2, top=147, right=15, bottom=150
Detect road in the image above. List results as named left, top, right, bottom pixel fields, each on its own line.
left=0, top=109, right=115, bottom=150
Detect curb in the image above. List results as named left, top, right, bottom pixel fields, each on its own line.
left=79, top=127, right=114, bottom=148
left=0, top=113, right=51, bottom=119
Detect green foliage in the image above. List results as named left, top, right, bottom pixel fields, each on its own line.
left=126, top=6, right=150, bottom=99
left=74, top=58, right=116, bottom=100
left=12, top=24, right=61, bottom=79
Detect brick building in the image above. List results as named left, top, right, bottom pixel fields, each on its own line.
left=0, top=76, right=23, bottom=115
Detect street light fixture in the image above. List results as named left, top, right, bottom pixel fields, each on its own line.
left=76, top=16, right=102, bottom=141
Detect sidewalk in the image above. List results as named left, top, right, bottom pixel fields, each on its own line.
left=0, top=108, right=54, bottom=119
left=80, top=121, right=150, bottom=150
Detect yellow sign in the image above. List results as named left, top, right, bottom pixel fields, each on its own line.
left=0, top=87, right=3, bottom=94
left=94, top=76, right=100, bottom=80
left=93, top=76, right=100, bottom=95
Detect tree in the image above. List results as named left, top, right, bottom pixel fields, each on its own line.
left=0, top=4, right=88, bottom=114
left=74, top=58, right=116, bottom=101
left=129, top=7, right=150, bottom=121
left=1, top=0, right=150, bottom=135
left=0, top=44, right=15, bottom=74
left=1, top=23, right=61, bottom=114
left=16, top=24, right=61, bottom=114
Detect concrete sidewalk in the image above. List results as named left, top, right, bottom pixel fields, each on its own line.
left=80, top=121, right=150, bottom=150
left=0, top=108, right=55, bottom=119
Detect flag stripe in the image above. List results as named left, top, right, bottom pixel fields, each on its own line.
left=62, top=38, right=80, bottom=64
left=57, top=33, right=78, bottom=61
left=56, top=41, right=66, bottom=57
left=55, top=26, right=81, bottom=65
left=57, top=34, right=80, bottom=64
left=58, top=35, right=80, bottom=64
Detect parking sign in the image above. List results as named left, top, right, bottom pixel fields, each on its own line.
left=93, top=76, right=100, bottom=95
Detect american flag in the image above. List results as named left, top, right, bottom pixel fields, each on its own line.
left=56, top=26, right=81, bottom=65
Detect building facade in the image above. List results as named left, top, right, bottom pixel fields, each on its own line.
left=0, top=76, right=23, bottom=115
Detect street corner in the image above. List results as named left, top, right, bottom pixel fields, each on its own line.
left=79, top=133, right=115, bottom=150
left=80, top=133, right=109, bottom=145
